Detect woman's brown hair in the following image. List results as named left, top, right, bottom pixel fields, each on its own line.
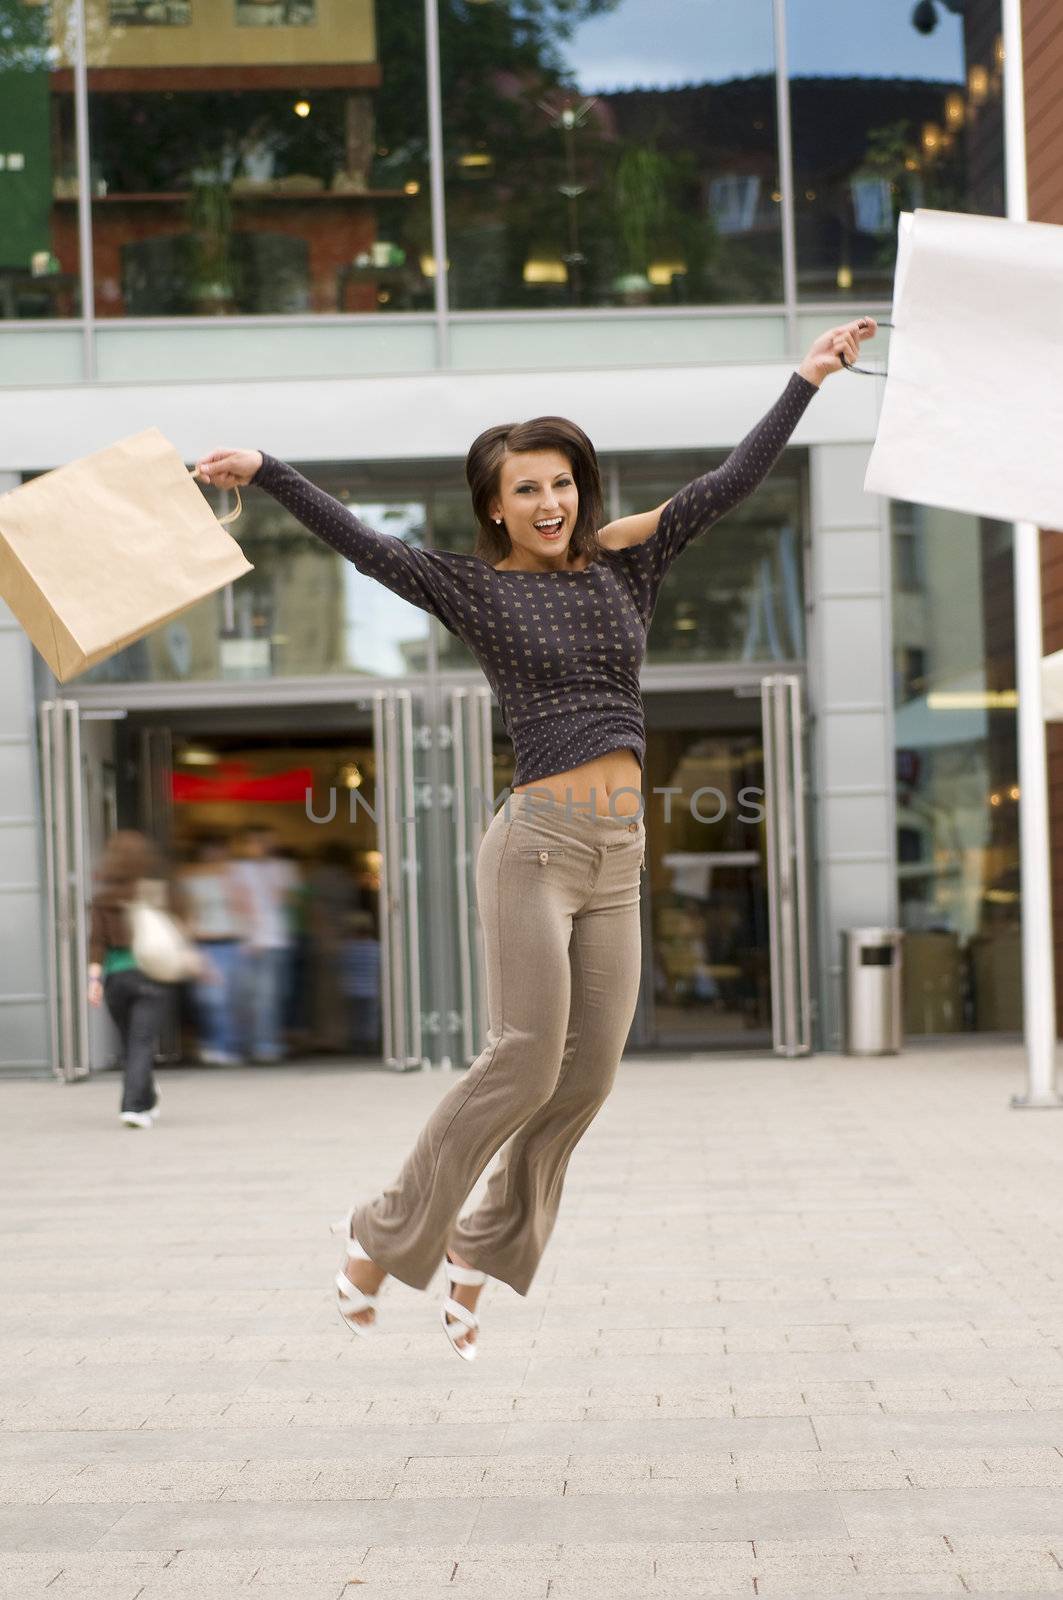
left=466, top=415, right=604, bottom=568
left=96, top=829, right=162, bottom=893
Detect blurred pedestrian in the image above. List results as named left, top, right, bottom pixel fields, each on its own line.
left=179, top=832, right=242, bottom=1065
left=229, top=825, right=298, bottom=1064
left=340, top=908, right=381, bottom=1055
left=278, top=845, right=311, bottom=1048
left=307, top=841, right=356, bottom=1053
left=88, top=830, right=175, bottom=1128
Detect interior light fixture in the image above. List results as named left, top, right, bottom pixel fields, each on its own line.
left=522, top=257, right=567, bottom=285
left=926, top=690, right=1018, bottom=709
left=293, top=100, right=311, bottom=118
left=647, top=261, right=686, bottom=286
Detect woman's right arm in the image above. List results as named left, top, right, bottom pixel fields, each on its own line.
left=88, top=900, right=105, bottom=1008
left=195, top=448, right=469, bottom=631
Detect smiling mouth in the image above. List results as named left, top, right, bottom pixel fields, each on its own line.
left=534, top=517, right=564, bottom=538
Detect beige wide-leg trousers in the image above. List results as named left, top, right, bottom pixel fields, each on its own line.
left=352, top=790, right=645, bottom=1296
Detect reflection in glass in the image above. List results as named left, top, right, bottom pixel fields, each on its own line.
left=80, top=0, right=431, bottom=315
left=0, top=0, right=81, bottom=320
left=79, top=467, right=435, bottom=683
left=891, top=502, right=1019, bottom=1034
left=643, top=715, right=771, bottom=1049
left=440, top=0, right=781, bottom=310
left=76, top=439, right=805, bottom=686
left=787, top=0, right=1005, bottom=299
left=434, top=447, right=805, bottom=670
left=236, top=0, right=315, bottom=26
left=617, top=453, right=804, bottom=664
left=110, top=0, right=190, bottom=25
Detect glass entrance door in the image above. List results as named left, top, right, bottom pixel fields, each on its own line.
left=637, top=682, right=812, bottom=1055
left=39, top=699, right=91, bottom=1082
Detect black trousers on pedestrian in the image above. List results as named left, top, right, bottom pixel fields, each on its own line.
left=104, top=968, right=166, bottom=1114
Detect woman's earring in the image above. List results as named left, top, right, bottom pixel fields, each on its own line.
left=493, top=517, right=502, bottom=526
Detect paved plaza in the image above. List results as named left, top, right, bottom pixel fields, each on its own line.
left=3, top=1044, right=1063, bottom=1598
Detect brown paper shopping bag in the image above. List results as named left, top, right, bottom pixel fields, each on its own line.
left=0, top=427, right=252, bottom=682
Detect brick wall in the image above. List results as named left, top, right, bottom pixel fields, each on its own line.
left=1024, top=0, right=1063, bottom=1027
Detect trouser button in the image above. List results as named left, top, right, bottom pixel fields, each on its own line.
left=538, top=850, right=549, bottom=864
left=627, top=822, right=637, bottom=832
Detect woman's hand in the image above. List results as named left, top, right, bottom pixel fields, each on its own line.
left=194, top=448, right=263, bottom=490
left=88, top=974, right=103, bottom=1009
left=797, top=317, right=878, bottom=386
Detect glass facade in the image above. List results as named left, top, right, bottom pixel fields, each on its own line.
left=0, top=0, right=81, bottom=319
left=615, top=450, right=804, bottom=665
left=891, top=502, right=1020, bottom=1034
left=786, top=0, right=1005, bottom=300
left=80, top=446, right=806, bottom=685
left=0, top=0, right=1006, bottom=330
left=83, top=0, right=430, bottom=317
left=439, top=0, right=781, bottom=309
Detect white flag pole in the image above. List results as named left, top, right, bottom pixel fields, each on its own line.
left=1002, top=0, right=1062, bottom=1109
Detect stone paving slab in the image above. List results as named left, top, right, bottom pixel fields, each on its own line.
left=4, top=1047, right=1063, bottom=1595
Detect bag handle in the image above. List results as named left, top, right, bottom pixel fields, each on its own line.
left=216, top=486, right=242, bottom=527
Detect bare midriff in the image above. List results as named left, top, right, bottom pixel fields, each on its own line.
left=512, top=746, right=643, bottom=818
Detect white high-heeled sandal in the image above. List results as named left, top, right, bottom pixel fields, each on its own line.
left=330, top=1208, right=379, bottom=1338
left=441, top=1251, right=486, bottom=1362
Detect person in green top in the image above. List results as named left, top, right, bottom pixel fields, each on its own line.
left=88, top=830, right=173, bottom=1129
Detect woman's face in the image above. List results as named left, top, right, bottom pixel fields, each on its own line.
left=489, top=448, right=580, bottom=562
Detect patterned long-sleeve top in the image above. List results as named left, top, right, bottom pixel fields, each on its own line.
left=252, top=370, right=818, bottom=787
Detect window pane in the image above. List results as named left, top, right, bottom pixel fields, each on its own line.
left=618, top=451, right=805, bottom=664
left=85, top=0, right=431, bottom=317
left=78, top=463, right=442, bottom=683
left=891, top=503, right=1019, bottom=1034
left=440, top=0, right=781, bottom=310
left=0, top=0, right=81, bottom=321
left=787, top=0, right=1005, bottom=301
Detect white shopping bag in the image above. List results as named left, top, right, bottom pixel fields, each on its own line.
left=864, top=208, right=1063, bottom=530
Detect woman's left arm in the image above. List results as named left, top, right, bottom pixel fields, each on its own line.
left=599, top=503, right=669, bottom=552
left=608, top=318, right=877, bottom=560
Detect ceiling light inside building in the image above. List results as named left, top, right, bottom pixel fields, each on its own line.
left=523, top=258, right=567, bottom=285
left=293, top=100, right=311, bottom=118
left=927, top=690, right=1018, bottom=709
left=647, top=261, right=685, bottom=286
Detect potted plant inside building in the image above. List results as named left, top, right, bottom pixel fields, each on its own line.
left=186, top=178, right=237, bottom=315
left=611, top=146, right=667, bottom=304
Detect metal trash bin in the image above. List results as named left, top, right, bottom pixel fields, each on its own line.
left=842, top=927, right=903, bottom=1055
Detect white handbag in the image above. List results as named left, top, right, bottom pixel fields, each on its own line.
left=128, top=880, right=200, bottom=984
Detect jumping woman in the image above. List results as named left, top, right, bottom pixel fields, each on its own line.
left=196, top=316, right=876, bottom=1359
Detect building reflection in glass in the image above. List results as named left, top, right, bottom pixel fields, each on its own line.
left=787, top=0, right=1005, bottom=299
left=65, top=0, right=431, bottom=316
left=0, top=0, right=1008, bottom=321
left=440, top=0, right=782, bottom=309
left=891, top=502, right=1019, bottom=1033
left=0, top=1, right=81, bottom=320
